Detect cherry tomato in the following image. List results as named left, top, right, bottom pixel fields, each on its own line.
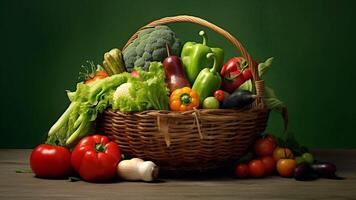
left=248, top=159, right=265, bottom=178
left=273, top=147, right=294, bottom=161
left=30, top=144, right=72, bottom=178
left=213, top=90, right=225, bottom=102
left=235, top=163, right=249, bottom=178
left=261, top=156, right=276, bottom=175
left=254, top=138, right=275, bottom=157
left=277, top=159, right=297, bottom=178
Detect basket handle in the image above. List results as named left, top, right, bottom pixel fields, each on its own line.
left=123, top=15, right=265, bottom=107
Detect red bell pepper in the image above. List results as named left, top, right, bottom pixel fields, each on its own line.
left=71, top=135, right=121, bottom=182
left=220, top=57, right=257, bottom=93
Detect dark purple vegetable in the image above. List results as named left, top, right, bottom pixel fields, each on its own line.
left=294, top=164, right=318, bottom=181
left=221, top=89, right=256, bottom=109
left=311, top=162, right=344, bottom=180
left=163, top=44, right=190, bottom=94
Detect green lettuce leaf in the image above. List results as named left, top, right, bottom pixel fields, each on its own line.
left=47, top=72, right=129, bottom=146
left=112, top=62, right=169, bottom=112
left=264, top=86, right=285, bottom=113
left=239, top=57, right=273, bottom=92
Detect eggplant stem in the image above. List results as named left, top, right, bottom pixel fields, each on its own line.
left=165, top=43, right=171, bottom=57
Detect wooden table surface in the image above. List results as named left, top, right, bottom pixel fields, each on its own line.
left=0, top=149, right=355, bottom=200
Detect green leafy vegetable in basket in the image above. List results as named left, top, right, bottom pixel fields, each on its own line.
left=111, top=62, right=169, bottom=112
left=47, top=73, right=130, bottom=147
left=47, top=62, right=169, bottom=147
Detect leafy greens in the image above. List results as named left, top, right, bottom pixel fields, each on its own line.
left=46, top=62, right=169, bottom=147
left=111, top=62, right=169, bottom=112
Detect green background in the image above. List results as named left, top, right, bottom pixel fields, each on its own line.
left=1, top=0, right=355, bottom=148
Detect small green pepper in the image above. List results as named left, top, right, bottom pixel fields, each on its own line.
left=192, top=53, right=222, bottom=104
left=181, top=31, right=224, bottom=85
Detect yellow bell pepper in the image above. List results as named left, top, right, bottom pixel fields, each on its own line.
left=169, top=87, right=199, bottom=111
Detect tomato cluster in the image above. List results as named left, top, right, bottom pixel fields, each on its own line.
left=235, top=134, right=298, bottom=179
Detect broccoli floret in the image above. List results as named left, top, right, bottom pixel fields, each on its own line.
left=123, top=25, right=182, bottom=72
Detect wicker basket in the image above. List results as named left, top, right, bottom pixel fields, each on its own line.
left=97, top=15, right=270, bottom=171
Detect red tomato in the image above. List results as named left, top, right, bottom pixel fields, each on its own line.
left=30, top=144, right=72, bottom=178
left=254, top=138, right=275, bottom=157
left=235, top=163, right=249, bottom=178
left=248, top=159, right=265, bottom=178
left=261, top=156, right=276, bottom=175
left=71, top=135, right=121, bottom=182
left=213, top=90, right=225, bottom=102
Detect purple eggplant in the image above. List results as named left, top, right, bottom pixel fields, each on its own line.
left=311, top=162, right=344, bottom=180
left=294, top=164, right=318, bottom=181
left=221, top=90, right=256, bottom=109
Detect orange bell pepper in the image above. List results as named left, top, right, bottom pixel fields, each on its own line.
left=169, top=87, right=199, bottom=111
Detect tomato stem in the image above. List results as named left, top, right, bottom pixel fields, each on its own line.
left=284, top=148, right=290, bottom=159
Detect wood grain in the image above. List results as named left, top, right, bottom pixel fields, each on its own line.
left=0, top=149, right=355, bottom=200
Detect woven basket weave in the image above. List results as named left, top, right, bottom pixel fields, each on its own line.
left=97, top=15, right=270, bottom=171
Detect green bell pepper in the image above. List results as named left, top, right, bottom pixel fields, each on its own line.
left=181, top=30, right=224, bottom=85
left=192, top=53, right=222, bottom=104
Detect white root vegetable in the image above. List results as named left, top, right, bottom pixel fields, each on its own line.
left=117, top=158, right=159, bottom=182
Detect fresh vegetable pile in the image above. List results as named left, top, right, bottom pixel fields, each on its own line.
left=46, top=27, right=287, bottom=147
left=26, top=24, right=341, bottom=183
left=234, top=133, right=343, bottom=181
